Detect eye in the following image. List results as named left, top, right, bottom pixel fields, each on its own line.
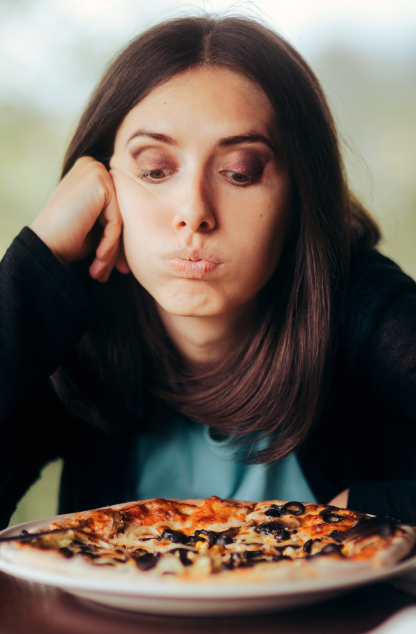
left=221, top=171, right=260, bottom=186
left=138, top=168, right=173, bottom=183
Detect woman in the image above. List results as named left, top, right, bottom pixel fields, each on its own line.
left=1, top=16, right=415, bottom=529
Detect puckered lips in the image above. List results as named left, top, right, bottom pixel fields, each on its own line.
left=162, top=248, right=222, bottom=279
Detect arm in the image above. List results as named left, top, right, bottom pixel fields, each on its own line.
left=0, top=228, right=95, bottom=423
left=343, top=250, right=416, bottom=520
left=0, top=229, right=95, bottom=526
left=0, top=157, right=125, bottom=526
left=302, top=250, right=416, bottom=521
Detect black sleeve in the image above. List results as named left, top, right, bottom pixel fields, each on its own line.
left=343, top=249, right=416, bottom=424
left=343, top=249, right=416, bottom=521
left=0, top=227, right=95, bottom=526
left=349, top=481, right=416, bottom=522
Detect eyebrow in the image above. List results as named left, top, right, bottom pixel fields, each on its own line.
left=125, top=130, right=275, bottom=152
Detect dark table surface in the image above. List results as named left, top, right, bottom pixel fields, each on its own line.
left=1, top=571, right=416, bottom=634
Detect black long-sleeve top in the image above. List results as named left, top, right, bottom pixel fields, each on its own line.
left=1, top=227, right=416, bottom=529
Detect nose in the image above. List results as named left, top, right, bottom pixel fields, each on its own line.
left=172, top=172, right=216, bottom=235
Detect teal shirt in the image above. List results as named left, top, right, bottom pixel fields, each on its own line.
left=135, top=413, right=317, bottom=503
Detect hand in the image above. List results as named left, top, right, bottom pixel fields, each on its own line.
left=30, top=156, right=126, bottom=282
left=329, top=489, right=350, bottom=509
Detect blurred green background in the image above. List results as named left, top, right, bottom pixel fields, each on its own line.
left=2, top=0, right=415, bottom=527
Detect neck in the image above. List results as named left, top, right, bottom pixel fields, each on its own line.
left=156, top=302, right=254, bottom=365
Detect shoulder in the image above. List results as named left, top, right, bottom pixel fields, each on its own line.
left=341, top=248, right=416, bottom=376
left=348, top=248, right=416, bottom=301
left=346, top=247, right=416, bottom=325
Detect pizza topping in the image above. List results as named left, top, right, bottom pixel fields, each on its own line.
left=328, top=530, right=346, bottom=542
left=160, top=528, right=188, bottom=544
left=280, top=502, right=305, bottom=516
left=215, top=534, right=233, bottom=546
left=59, top=547, right=75, bottom=559
left=303, top=539, right=316, bottom=554
left=195, top=529, right=219, bottom=548
left=320, top=543, right=343, bottom=555
left=222, top=552, right=244, bottom=569
left=264, top=505, right=281, bottom=518
left=319, top=506, right=338, bottom=516
left=254, top=522, right=291, bottom=541
left=135, top=552, right=161, bottom=570
left=171, top=548, right=194, bottom=566
left=322, top=512, right=344, bottom=524
left=6, top=498, right=414, bottom=579
left=109, top=511, right=125, bottom=537
left=243, top=549, right=264, bottom=561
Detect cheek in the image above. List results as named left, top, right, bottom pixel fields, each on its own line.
left=223, top=179, right=292, bottom=273
left=112, top=176, right=167, bottom=267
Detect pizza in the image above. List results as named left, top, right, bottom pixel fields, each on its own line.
left=1, top=497, right=415, bottom=583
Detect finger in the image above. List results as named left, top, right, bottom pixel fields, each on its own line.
left=95, top=240, right=124, bottom=283
left=89, top=241, right=120, bottom=280
left=94, top=191, right=123, bottom=262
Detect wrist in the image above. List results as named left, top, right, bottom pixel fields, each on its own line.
left=30, top=222, right=67, bottom=266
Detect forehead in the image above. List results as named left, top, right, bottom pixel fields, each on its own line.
left=114, top=66, right=277, bottom=149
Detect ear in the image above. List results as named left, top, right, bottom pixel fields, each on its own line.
left=115, top=245, right=131, bottom=274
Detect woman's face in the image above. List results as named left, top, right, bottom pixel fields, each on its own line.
left=110, top=66, right=292, bottom=318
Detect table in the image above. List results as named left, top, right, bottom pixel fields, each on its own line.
left=1, top=572, right=416, bottom=634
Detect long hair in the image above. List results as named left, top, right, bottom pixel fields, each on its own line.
left=52, top=16, right=380, bottom=463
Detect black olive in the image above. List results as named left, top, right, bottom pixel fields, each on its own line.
left=291, top=530, right=298, bottom=534
left=319, top=506, right=338, bottom=516
left=254, top=558, right=268, bottom=564
left=215, top=534, right=233, bottom=546
left=272, top=554, right=291, bottom=561
left=303, top=538, right=321, bottom=554
left=59, top=547, right=74, bottom=559
left=280, top=502, right=305, bottom=516
left=80, top=545, right=98, bottom=553
left=265, top=508, right=281, bottom=518
left=20, top=530, right=29, bottom=536
left=81, top=551, right=101, bottom=559
left=172, top=548, right=193, bottom=566
left=195, top=530, right=218, bottom=548
left=255, top=522, right=290, bottom=541
left=161, top=529, right=188, bottom=544
left=322, top=512, right=344, bottom=524
left=221, top=552, right=242, bottom=570
left=135, top=552, right=161, bottom=571
left=244, top=550, right=263, bottom=560
left=275, top=529, right=290, bottom=541
left=321, top=543, right=343, bottom=555
left=329, top=530, right=346, bottom=542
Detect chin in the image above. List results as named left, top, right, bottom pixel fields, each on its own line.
left=160, top=302, right=223, bottom=318
left=153, top=280, right=222, bottom=315
left=156, top=293, right=228, bottom=318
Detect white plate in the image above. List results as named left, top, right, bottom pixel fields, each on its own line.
left=1, top=514, right=416, bottom=616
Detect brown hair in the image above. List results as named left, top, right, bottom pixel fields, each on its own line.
left=53, top=15, right=380, bottom=463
